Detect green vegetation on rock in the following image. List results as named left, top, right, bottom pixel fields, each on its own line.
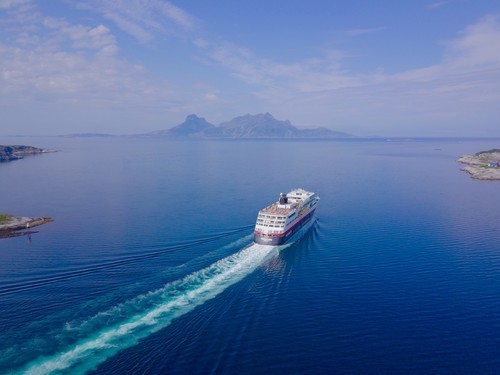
left=475, top=149, right=500, bottom=156
left=458, top=149, right=500, bottom=180
left=0, top=214, right=12, bottom=224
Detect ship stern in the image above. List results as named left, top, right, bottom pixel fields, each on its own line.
left=253, top=233, right=284, bottom=246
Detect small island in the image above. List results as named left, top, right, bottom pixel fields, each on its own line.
left=0, top=145, right=52, bottom=162
left=0, top=214, right=53, bottom=239
left=457, top=149, right=500, bottom=180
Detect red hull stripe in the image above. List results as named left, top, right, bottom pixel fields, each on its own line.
left=254, top=208, right=316, bottom=238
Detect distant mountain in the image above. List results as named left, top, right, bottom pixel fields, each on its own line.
left=297, top=126, right=350, bottom=138
left=218, top=113, right=298, bottom=138
left=148, top=113, right=351, bottom=139
left=218, top=113, right=351, bottom=138
left=61, top=133, right=116, bottom=138
left=148, top=114, right=218, bottom=137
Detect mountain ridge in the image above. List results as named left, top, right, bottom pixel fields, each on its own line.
left=146, top=113, right=351, bottom=138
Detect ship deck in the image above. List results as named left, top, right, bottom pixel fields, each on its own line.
left=260, top=202, right=298, bottom=216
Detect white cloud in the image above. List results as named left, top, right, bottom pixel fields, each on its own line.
left=391, top=14, right=500, bottom=96
left=209, top=43, right=359, bottom=93
left=159, top=1, right=195, bottom=30
left=0, top=0, right=209, bottom=134
left=203, top=90, right=219, bottom=102
left=0, top=0, right=30, bottom=9
left=192, top=38, right=209, bottom=49
left=446, top=14, right=500, bottom=69
left=42, top=17, right=118, bottom=55
left=80, top=0, right=197, bottom=43
left=0, top=0, right=39, bottom=35
left=427, top=1, right=450, bottom=10
left=1, top=1, right=500, bottom=136
left=343, top=27, right=386, bottom=37
left=0, top=2, right=175, bottom=113
left=200, top=14, right=500, bottom=134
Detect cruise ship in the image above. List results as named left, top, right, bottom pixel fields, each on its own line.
left=254, top=189, right=319, bottom=245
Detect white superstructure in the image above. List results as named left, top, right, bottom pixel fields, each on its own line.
left=254, top=189, right=319, bottom=245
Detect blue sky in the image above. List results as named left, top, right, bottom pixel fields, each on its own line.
left=1, top=0, right=500, bottom=136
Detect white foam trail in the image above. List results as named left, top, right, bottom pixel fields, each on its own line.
left=16, top=221, right=315, bottom=375
left=18, top=244, right=277, bottom=375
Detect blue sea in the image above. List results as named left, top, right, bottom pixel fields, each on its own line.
left=1, top=137, right=500, bottom=374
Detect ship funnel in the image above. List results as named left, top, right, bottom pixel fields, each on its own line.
left=279, top=193, right=288, bottom=204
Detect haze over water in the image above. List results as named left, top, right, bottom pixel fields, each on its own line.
left=1, top=137, right=500, bottom=374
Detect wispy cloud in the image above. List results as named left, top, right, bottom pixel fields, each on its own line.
left=427, top=1, right=450, bottom=10
left=42, top=17, right=118, bottom=55
left=0, top=2, right=176, bottom=110
left=203, top=13, right=500, bottom=96
left=209, top=42, right=359, bottom=93
left=446, top=14, right=500, bottom=68
left=201, top=14, right=500, bottom=133
left=79, top=0, right=197, bottom=43
left=1, top=1, right=500, bottom=135
left=343, top=27, right=386, bottom=37
left=0, top=0, right=30, bottom=9
left=391, top=14, right=500, bottom=83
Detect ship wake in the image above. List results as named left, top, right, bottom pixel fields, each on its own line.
left=16, top=244, right=276, bottom=374
left=13, top=221, right=314, bottom=375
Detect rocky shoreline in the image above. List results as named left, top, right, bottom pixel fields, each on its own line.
left=457, top=149, right=500, bottom=180
left=0, top=145, right=54, bottom=162
left=0, top=216, right=53, bottom=239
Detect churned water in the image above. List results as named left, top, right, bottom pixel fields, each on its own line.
left=1, top=137, right=499, bottom=374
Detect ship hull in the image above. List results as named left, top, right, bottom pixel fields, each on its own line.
left=253, top=208, right=315, bottom=246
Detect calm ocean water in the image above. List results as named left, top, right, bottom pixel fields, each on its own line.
left=1, top=137, right=500, bottom=374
